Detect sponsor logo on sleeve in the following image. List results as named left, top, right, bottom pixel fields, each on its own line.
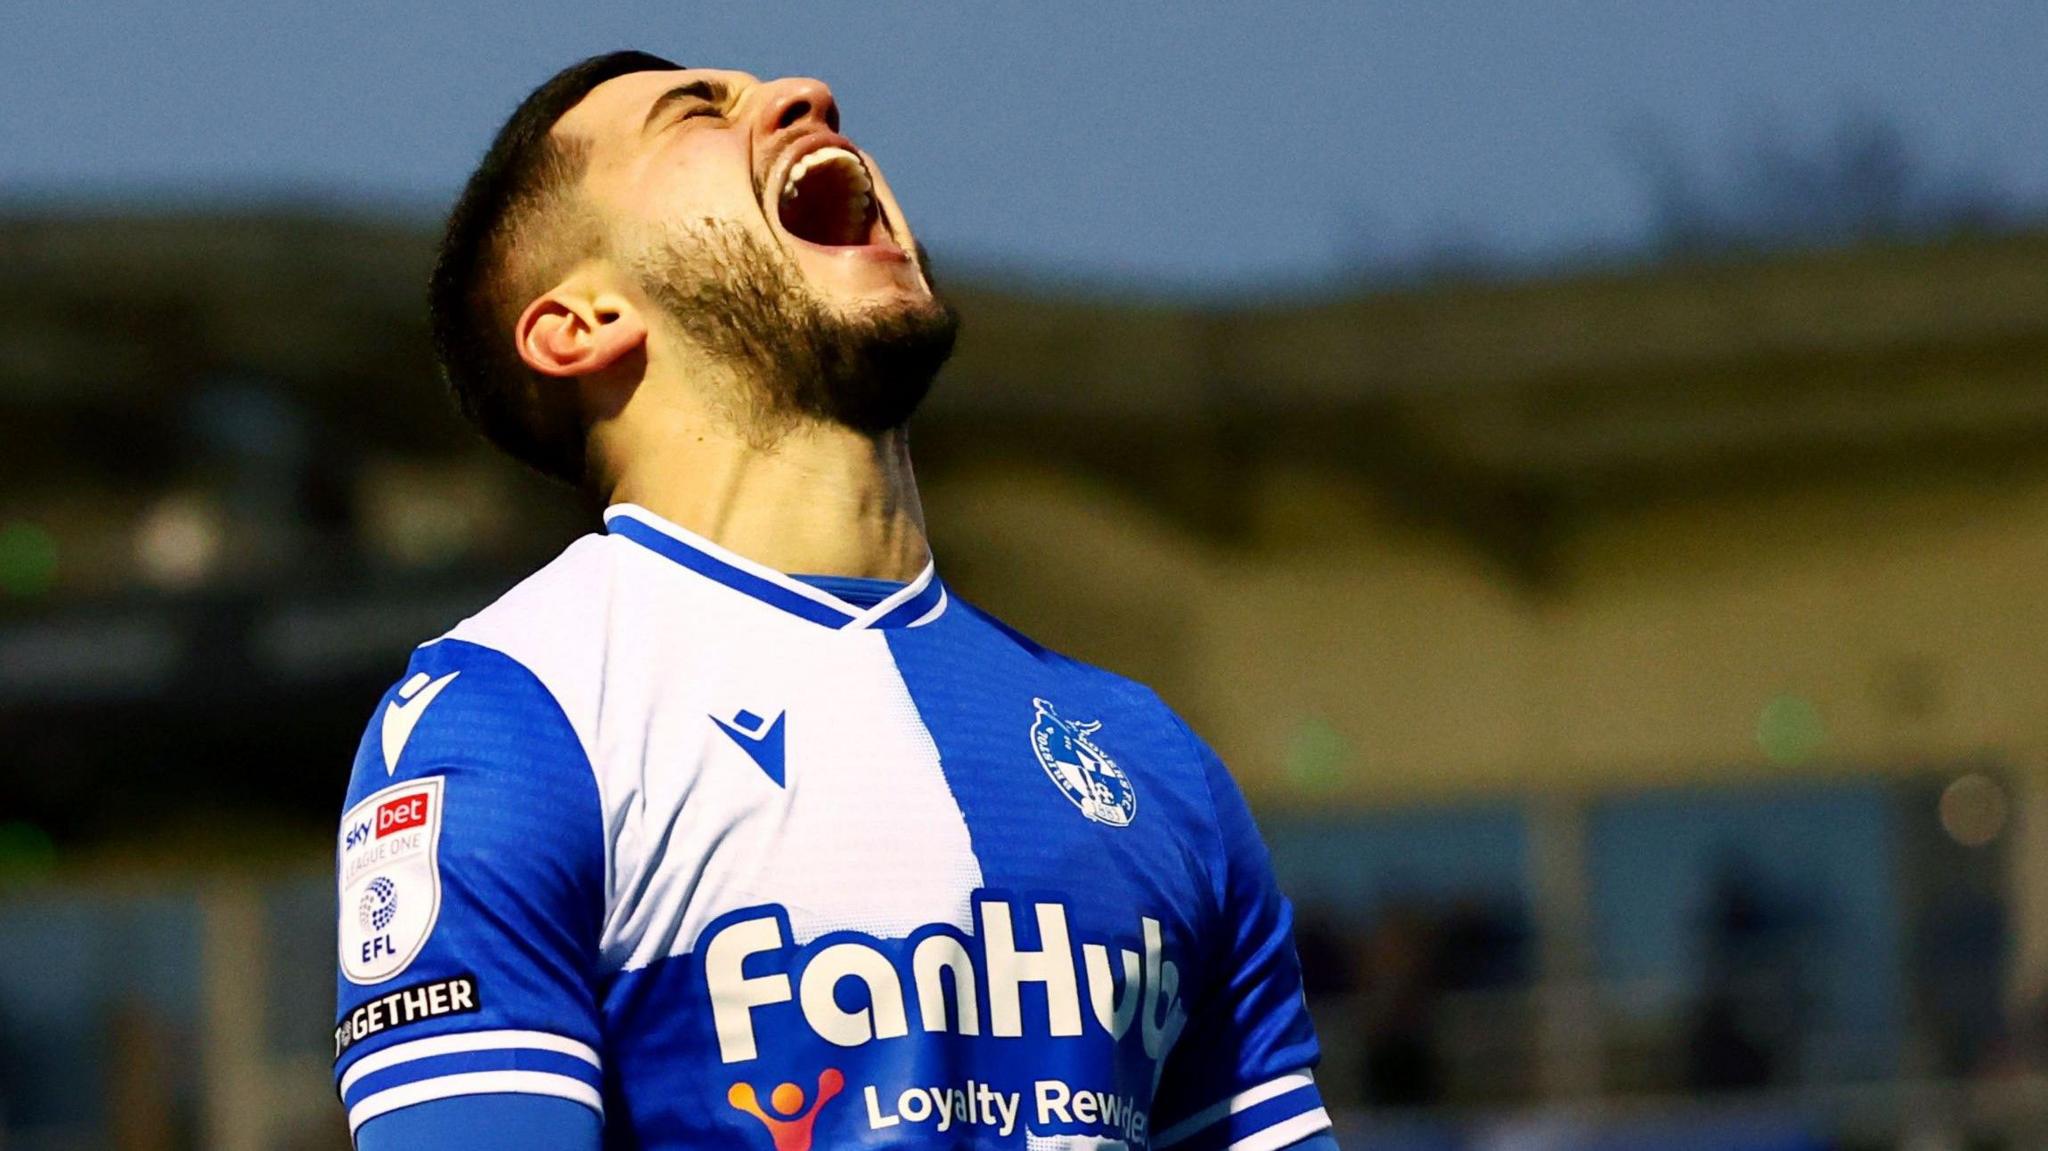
left=337, top=776, right=444, bottom=984
left=333, top=974, right=481, bottom=1060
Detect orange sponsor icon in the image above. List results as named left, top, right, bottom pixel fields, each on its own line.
left=729, top=1068, right=846, bottom=1151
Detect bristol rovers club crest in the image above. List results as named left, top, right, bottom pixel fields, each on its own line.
left=1029, top=698, right=1137, bottom=827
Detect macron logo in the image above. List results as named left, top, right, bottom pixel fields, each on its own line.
left=381, top=670, right=460, bottom=775
left=713, top=709, right=787, bottom=787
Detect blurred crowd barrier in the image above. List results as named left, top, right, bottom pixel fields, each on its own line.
left=0, top=878, right=338, bottom=1150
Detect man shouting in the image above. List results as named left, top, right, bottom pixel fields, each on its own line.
left=332, top=51, right=1334, bottom=1151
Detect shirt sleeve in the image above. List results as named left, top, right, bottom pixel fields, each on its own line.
left=333, top=638, right=607, bottom=1143
left=354, top=1092, right=602, bottom=1151
left=1151, top=721, right=1331, bottom=1151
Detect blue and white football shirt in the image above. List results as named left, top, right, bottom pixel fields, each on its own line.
left=334, top=504, right=1329, bottom=1151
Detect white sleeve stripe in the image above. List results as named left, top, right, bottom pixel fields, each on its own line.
left=1230, top=1107, right=1333, bottom=1151
left=347, top=1070, right=603, bottom=1133
left=1154, top=1071, right=1318, bottom=1148
left=338, top=1029, right=600, bottom=1096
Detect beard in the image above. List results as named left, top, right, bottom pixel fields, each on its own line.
left=625, top=219, right=959, bottom=442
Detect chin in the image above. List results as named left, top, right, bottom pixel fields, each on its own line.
left=791, top=249, right=933, bottom=312
left=813, top=285, right=960, bottom=435
left=833, top=284, right=951, bottom=329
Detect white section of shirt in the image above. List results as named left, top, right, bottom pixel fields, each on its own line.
left=442, top=526, right=984, bottom=973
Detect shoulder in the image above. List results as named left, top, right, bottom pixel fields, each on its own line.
left=955, top=593, right=1238, bottom=783
left=944, top=595, right=1216, bottom=797
left=343, top=635, right=598, bottom=813
left=345, top=534, right=623, bottom=797
left=442, top=531, right=622, bottom=675
left=950, top=596, right=1191, bottom=725
left=420, top=531, right=632, bottom=763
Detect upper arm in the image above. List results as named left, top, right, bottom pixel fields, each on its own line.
left=333, top=640, right=608, bottom=1143
left=1151, top=721, right=1332, bottom=1151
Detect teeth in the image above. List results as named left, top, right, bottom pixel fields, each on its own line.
left=781, top=146, right=872, bottom=202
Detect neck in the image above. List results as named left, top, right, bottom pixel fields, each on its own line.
left=603, top=414, right=930, bottom=583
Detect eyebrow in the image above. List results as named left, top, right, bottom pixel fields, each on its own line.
left=642, top=79, right=728, bottom=133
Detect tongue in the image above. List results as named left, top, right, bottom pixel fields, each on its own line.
left=781, top=165, right=871, bottom=246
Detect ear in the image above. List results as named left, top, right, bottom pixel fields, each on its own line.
left=514, top=280, right=648, bottom=378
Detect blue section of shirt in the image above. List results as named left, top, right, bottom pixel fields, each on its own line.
left=333, top=640, right=606, bottom=1124
left=790, top=572, right=908, bottom=607
left=355, top=1092, right=601, bottom=1151
left=881, top=601, right=1325, bottom=1136
left=342, top=1048, right=602, bottom=1112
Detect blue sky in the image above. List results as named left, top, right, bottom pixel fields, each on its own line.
left=4, top=1, right=2043, bottom=290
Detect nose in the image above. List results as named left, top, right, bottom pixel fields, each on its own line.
left=756, top=76, right=840, bottom=136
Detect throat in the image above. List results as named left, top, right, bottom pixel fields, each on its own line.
left=601, top=418, right=933, bottom=584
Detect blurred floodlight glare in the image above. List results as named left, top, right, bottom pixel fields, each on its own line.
left=375, top=500, right=479, bottom=569
left=0, top=522, right=59, bottom=597
left=134, top=494, right=226, bottom=590
left=1757, top=694, right=1828, bottom=766
left=1938, top=773, right=2007, bottom=848
left=1283, top=716, right=1352, bottom=794
left=358, top=462, right=514, bottom=570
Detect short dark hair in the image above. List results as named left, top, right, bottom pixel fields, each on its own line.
left=428, top=50, right=682, bottom=486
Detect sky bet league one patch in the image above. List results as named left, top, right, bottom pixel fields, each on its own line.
left=338, top=776, right=445, bottom=984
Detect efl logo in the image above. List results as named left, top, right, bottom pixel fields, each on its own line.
left=338, top=776, right=445, bottom=985
left=376, top=793, right=430, bottom=838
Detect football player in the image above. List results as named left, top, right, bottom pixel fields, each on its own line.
left=333, top=51, right=1336, bottom=1151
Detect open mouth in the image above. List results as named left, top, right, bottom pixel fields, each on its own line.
left=777, top=145, right=886, bottom=248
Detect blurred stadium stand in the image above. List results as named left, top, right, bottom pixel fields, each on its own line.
left=2, top=212, right=2048, bottom=1148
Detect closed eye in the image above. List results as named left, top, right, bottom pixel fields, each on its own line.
left=645, top=80, right=733, bottom=134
